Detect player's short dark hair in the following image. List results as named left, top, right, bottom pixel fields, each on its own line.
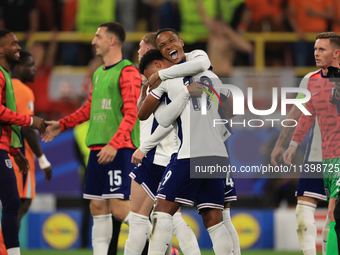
left=155, top=28, right=180, bottom=44
left=316, top=32, right=340, bottom=49
left=99, top=22, right=126, bottom=44
left=142, top=33, right=157, bottom=49
left=139, top=49, right=164, bottom=75
left=0, top=29, right=12, bottom=44
left=10, top=51, right=32, bottom=71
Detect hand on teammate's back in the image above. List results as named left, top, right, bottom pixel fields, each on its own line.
left=31, top=116, right=46, bottom=134
left=41, top=120, right=62, bottom=142
left=187, top=82, right=204, bottom=97
left=13, top=151, right=30, bottom=174
left=147, top=72, right=162, bottom=92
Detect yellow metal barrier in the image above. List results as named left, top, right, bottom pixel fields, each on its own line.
left=15, top=31, right=319, bottom=76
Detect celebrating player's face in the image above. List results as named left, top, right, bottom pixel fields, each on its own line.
left=156, top=31, right=185, bottom=64
left=314, top=39, right=336, bottom=69
left=0, top=32, right=20, bottom=63
left=92, top=27, right=111, bottom=57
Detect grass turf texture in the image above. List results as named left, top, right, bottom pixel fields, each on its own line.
left=21, top=250, right=322, bottom=255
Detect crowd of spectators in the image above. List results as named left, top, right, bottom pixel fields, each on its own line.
left=0, top=0, right=338, bottom=119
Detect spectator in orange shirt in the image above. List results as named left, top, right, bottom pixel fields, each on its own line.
left=288, top=0, right=333, bottom=66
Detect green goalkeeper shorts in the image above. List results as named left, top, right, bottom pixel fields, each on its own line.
left=322, top=158, right=340, bottom=202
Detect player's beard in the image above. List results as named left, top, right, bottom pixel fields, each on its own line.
left=4, top=51, right=18, bottom=64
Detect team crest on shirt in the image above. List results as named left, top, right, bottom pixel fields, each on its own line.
left=5, top=159, right=12, bottom=168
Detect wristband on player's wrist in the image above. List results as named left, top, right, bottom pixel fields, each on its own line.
left=38, top=154, right=51, bottom=169
left=289, top=140, right=299, bottom=149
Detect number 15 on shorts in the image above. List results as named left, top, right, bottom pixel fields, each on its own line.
left=108, top=170, right=122, bottom=187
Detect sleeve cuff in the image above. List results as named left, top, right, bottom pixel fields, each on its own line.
left=9, top=147, right=19, bottom=156
left=108, top=141, right=119, bottom=151
left=58, top=120, right=66, bottom=132
left=289, top=140, right=299, bottom=149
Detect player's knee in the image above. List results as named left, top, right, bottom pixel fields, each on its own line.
left=89, top=200, right=108, bottom=215
left=295, top=206, right=315, bottom=232
left=200, top=208, right=223, bottom=229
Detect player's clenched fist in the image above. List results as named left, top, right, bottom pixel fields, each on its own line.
left=31, top=116, right=46, bottom=134
left=41, top=120, right=61, bottom=142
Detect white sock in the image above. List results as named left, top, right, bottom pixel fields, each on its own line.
left=207, top=222, right=233, bottom=255
left=92, top=214, right=112, bottom=255
left=172, top=212, right=201, bottom=255
left=223, top=208, right=240, bottom=255
left=295, top=200, right=317, bottom=255
left=322, top=215, right=329, bottom=255
left=148, top=212, right=173, bottom=255
left=7, top=247, right=20, bottom=255
left=124, top=212, right=152, bottom=255
left=165, top=236, right=173, bottom=255
left=124, top=211, right=131, bottom=226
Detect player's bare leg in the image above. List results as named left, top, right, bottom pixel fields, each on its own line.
left=109, top=198, right=131, bottom=223
left=296, top=196, right=319, bottom=255
left=223, top=202, right=240, bottom=255
left=17, top=199, right=31, bottom=230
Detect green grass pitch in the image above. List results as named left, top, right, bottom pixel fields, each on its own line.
left=21, top=249, right=322, bottom=255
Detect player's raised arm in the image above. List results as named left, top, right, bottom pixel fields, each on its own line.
left=147, top=50, right=211, bottom=92
left=153, top=83, right=203, bottom=127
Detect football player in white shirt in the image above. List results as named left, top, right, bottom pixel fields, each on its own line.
left=142, top=28, right=240, bottom=255
left=124, top=33, right=200, bottom=255
left=138, top=48, right=234, bottom=255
